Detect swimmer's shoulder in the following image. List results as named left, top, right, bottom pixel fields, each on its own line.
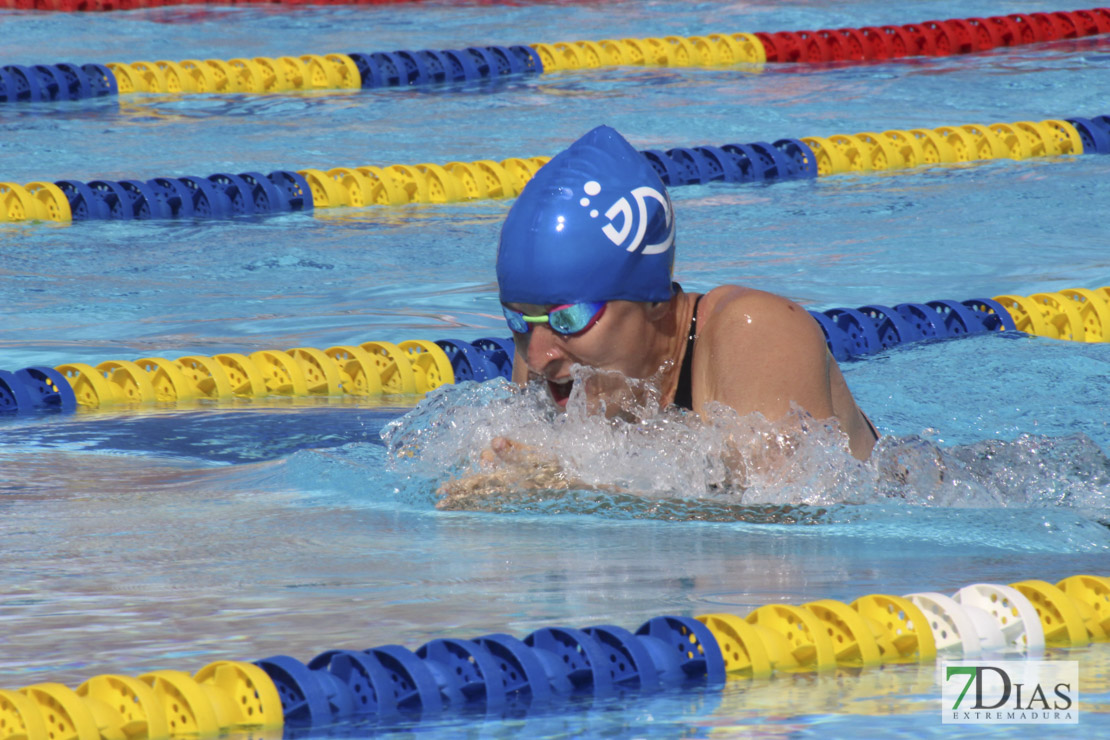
left=697, top=285, right=822, bottom=349
left=689, top=286, right=825, bottom=415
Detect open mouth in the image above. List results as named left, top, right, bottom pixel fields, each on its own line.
left=546, top=377, right=573, bottom=407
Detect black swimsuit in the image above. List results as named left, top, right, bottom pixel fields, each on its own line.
left=672, top=294, right=703, bottom=411
left=670, top=294, right=879, bottom=439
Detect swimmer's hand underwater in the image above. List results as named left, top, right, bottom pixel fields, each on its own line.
left=436, top=436, right=596, bottom=509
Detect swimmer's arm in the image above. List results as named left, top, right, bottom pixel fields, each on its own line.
left=697, top=289, right=875, bottom=460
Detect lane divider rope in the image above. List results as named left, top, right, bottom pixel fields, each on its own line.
left=2, top=286, right=1109, bottom=414
left=0, top=46, right=539, bottom=103
left=2, top=114, right=1107, bottom=224
left=3, top=8, right=1107, bottom=104
left=1, top=574, right=1104, bottom=738
left=808, top=286, right=1110, bottom=361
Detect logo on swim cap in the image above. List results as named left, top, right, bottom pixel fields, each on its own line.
left=497, top=126, right=676, bottom=305
left=578, top=179, right=675, bottom=255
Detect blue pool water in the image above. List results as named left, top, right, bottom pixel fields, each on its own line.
left=2, top=0, right=1110, bottom=736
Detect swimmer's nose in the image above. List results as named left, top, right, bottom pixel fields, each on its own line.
left=523, top=324, right=569, bottom=374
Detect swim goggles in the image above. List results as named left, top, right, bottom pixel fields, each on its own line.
left=502, top=301, right=607, bottom=336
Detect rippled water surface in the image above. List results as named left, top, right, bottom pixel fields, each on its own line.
left=2, top=0, right=1110, bottom=735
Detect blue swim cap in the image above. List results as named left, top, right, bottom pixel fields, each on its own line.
left=497, top=125, right=676, bottom=305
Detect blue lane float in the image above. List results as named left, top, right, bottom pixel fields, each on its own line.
left=348, top=45, right=541, bottom=88
left=53, top=171, right=313, bottom=221
left=0, top=366, right=78, bottom=413
left=809, top=297, right=1017, bottom=361
left=642, top=138, right=819, bottom=186
left=436, top=337, right=514, bottom=382
left=1068, top=115, right=1110, bottom=153
left=257, top=614, right=725, bottom=729
left=0, top=62, right=117, bottom=102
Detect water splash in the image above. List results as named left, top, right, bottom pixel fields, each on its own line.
left=381, top=370, right=1110, bottom=525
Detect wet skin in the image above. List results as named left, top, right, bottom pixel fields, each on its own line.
left=506, top=298, right=682, bottom=412
left=507, top=286, right=878, bottom=461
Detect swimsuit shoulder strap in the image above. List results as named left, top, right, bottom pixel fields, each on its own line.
left=672, top=294, right=704, bottom=411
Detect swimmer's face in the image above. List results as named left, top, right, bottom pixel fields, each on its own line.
left=507, top=299, right=667, bottom=412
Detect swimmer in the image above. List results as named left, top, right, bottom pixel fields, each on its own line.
left=440, top=126, right=877, bottom=504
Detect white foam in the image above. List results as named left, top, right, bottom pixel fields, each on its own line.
left=381, top=367, right=1110, bottom=516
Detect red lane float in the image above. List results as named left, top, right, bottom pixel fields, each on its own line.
left=749, top=7, right=1110, bottom=64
